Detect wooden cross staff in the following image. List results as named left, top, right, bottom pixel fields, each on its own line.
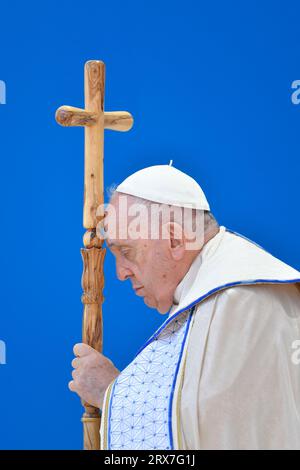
left=55, top=60, right=133, bottom=450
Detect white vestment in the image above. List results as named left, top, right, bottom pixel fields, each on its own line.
left=171, top=229, right=300, bottom=449
left=101, top=226, right=300, bottom=450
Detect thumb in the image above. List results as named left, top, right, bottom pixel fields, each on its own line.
left=73, top=342, right=94, bottom=357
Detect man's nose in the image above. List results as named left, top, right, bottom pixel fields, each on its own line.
left=116, top=262, right=132, bottom=281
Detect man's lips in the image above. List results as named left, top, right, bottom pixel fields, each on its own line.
left=133, top=284, right=143, bottom=290
left=133, top=286, right=144, bottom=295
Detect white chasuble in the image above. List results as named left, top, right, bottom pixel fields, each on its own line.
left=101, top=227, right=300, bottom=450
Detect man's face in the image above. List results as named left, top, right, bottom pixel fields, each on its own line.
left=102, top=194, right=181, bottom=314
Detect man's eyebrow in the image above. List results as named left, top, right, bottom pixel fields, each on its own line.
left=105, top=240, right=130, bottom=248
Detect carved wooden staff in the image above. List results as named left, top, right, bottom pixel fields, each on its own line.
left=55, top=60, right=133, bottom=450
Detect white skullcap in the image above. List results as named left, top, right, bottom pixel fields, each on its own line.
left=115, top=161, right=210, bottom=210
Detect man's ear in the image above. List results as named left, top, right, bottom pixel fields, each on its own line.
left=164, top=222, right=185, bottom=259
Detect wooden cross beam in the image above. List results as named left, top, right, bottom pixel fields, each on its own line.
left=55, top=60, right=133, bottom=450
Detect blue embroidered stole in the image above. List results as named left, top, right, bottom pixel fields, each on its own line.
left=101, top=307, right=194, bottom=450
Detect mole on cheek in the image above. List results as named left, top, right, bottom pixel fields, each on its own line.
left=162, top=274, right=167, bottom=279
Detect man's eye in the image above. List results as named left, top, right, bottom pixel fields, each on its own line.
left=120, top=248, right=131, bottom=258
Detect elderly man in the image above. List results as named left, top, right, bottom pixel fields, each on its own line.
left=69, top=164, right=300, bottom=450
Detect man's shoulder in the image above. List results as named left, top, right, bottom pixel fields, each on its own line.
left=190, top=282, right=300, bottom=348
left=193, top=282, right=300, bottom=317
left=216, top=281, right=300, bottom=304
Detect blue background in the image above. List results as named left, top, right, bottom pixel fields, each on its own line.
left=0, top=0, right=299, bottom=449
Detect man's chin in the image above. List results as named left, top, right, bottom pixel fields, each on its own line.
left=143, top=296, right=155, bottom=309
left=149, top=299, right=171, bottom=314
left=157, top=307, right=169, bottom=314
left=143, top=295, right=171, bottom=315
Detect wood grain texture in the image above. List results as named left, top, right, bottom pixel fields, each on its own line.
left=104, top=111, right=134, bottom=131
left=82, top=412, right=101, bottom=451
left=55, top=59, right=134, bottom=450
left=56, top=106, right=97, bottom=127
left=55, top=107, right=133, bottom=131
left=81, top=241, right=105, bottom=450
left=84, top=61, right=105, bottom=229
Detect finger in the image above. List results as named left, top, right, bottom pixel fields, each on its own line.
left=71, top=357, right=81, bottom=369
left=73, top=343, right=93, bottom=357
left=71, top=368, right=79, bottom=379
left=68, top=380, right=76, bottom=392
